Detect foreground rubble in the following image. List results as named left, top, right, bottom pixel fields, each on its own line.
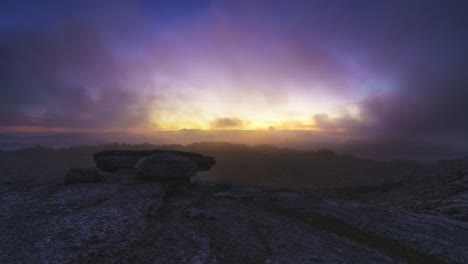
left=1, top=177, right=467, bottom=263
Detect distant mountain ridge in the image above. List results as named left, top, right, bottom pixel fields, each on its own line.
left=1, top=131, right=466, bottom=161
left=0, top=142, right=428, bottom=190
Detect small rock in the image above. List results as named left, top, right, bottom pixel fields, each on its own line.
left=64, top=167, right=103, bottom=184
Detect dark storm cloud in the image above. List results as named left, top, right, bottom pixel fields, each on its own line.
left=291, top=0, right=468, bottom=148
left=313, top=113, right=360, bottom=133
left=0, top=21, right=153, bottom=130
left=360, top=59, right=468, bottom=144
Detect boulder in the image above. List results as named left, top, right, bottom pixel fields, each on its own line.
left=93, top=149, right=215, bottom=172
left=134, top=154, right=197, bottom=180
left=64, top=167, right=103, bottom=184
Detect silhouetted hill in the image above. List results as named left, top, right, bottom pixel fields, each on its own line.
left=0, top=142, right=427, bottom=190
left=333, top=139, right=468, bottom=162
left=2, top=131, right=465, bottom=161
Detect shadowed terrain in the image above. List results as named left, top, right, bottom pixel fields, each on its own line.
left=1, top=143, right=468, bottom=263
left=0, top=142, right=428, bottom=189
left=1, top=179, right=467, bottom=263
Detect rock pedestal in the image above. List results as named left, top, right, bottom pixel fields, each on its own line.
left=134, top=154, right=197, bottom=180
left=65, top=149, right=215, bottom=191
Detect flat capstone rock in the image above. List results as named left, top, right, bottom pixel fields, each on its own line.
left=93, top=149, right=216, bottom=172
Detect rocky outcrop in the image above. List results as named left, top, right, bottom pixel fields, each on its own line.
left=64, top=167, right=103, bottom=184
left=64, top=149, right=215, bottom=188
left=93, top=149, right=215, bottom=172
left=135, top=154, right=197, bottom=180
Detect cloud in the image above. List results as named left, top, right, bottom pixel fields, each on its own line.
left=313, top=113, right=361, bottom=133
left=0, top=23, right=155, bottom=131
left=1, top=0, right=468, bottom=158
left=359, top=59, right=468, bottom=145
left=210, top=117, right=246, bottom=129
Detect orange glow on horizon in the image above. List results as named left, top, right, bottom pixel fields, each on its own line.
left=0, top=125, right=327, bottom=134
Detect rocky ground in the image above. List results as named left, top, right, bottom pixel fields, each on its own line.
left=344, top=157, right=468, bottom=223
left=1, top=173, right=468, bottom=263
left=1, top=147, right=468, bottom=264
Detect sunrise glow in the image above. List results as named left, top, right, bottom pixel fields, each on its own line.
left=0, top=0, right=466, bottom=151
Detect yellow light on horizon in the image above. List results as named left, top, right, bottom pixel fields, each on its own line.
left=145, top=83, right=361, bottom=132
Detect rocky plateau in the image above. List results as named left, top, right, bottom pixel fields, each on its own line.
left=1, top=148, right=468, bottom=263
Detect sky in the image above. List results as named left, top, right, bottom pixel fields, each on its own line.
left=1, top=0, right=468, bottom=151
